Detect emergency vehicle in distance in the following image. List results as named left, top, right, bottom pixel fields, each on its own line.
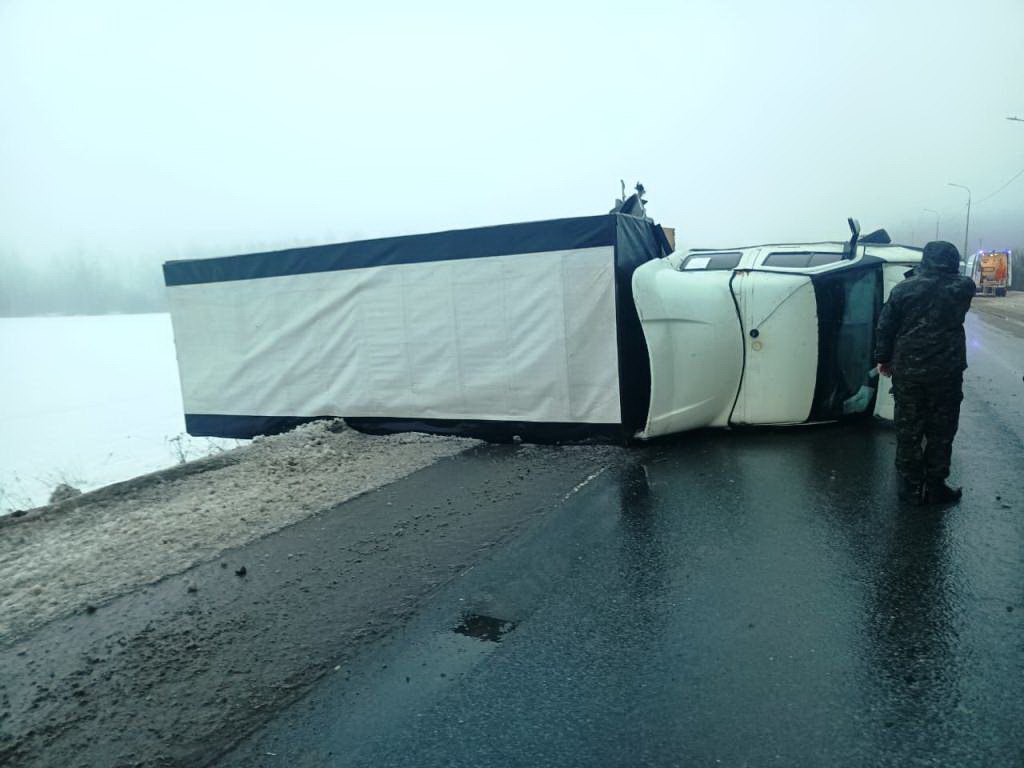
left=962, top=249, right=1012, bottom=296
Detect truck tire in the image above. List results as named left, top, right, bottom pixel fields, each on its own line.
left=995, top=287, right=1007, bottom=297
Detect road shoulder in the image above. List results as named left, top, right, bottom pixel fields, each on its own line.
left=0, top=441, right=620, bottom=768
left=0, top=422, right=477, bottom=640
left=972, top=293, right=1024, bottom=339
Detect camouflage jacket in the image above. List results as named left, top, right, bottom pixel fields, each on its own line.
left=874, top=241, right=975, bottom=380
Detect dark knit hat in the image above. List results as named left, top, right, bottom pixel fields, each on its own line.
left=921, top=240, right=961, bottom=273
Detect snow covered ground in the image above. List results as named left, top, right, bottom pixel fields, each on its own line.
left=0, top=313, right=239, bottom=514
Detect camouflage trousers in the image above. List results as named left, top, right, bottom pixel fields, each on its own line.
left=892, top=375, right=963, bottom=483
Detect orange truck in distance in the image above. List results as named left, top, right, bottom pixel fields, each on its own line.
left=964, top=249, right=1012, bottom=296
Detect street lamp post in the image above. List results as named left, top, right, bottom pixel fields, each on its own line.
left=947, top=183, right=972, bottom=259
left=923, top=208, right=940, bottom=241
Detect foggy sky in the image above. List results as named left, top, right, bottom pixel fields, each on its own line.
left=1, top=0, right=1022, bottom=268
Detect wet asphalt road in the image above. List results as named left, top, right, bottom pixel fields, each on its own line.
left=221, top=311, right=1023, bottom=768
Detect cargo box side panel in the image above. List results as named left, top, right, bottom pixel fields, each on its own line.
left=731, top=272, right=818, bottom=425
left=165, top=218, right=624, bottom=440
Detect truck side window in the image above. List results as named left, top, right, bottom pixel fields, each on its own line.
left=763, top=253, right=812, bottom=268
left=680, top=252, right=741, bottom=271
left=763, top=252, right=842, bottom=268
left=808, top=252, right=842, bottom=267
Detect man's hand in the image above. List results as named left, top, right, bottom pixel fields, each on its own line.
left=878, top=363, right=893, bottom=378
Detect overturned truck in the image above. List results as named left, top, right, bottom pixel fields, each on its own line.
left=163, top=214, right=920, bottom=442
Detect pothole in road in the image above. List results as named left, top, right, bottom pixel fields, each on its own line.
left=453, top=613, right=516, bottom=643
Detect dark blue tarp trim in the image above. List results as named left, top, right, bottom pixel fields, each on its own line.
left=346, top=417, right=625, bottom=444
left=186, top=414, right=325, bottom=439
left=186, top=414, right=625, bottom=444
left=612, top=216, right=658, bottom=434
left=164, top=215, right=617, bottom=287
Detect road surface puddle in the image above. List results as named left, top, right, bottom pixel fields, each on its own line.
left=453, top=613, right=516, bottom=642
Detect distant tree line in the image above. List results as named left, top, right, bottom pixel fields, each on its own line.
left=0, top=251, right=169, bottom=317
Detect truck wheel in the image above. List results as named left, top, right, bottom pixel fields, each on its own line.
left=995, top=287, right=1007, bottom=297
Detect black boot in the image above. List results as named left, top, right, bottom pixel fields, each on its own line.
left=897, top=477, right=923, bottom=505
left=923, top=481, right=962, bottom=505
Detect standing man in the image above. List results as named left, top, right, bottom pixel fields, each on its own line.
left=875, top=241, right=976, bottom=504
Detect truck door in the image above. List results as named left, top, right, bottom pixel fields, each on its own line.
left=731, top=255, right=884, bottom=426
left=807, top=262, right=883, bottom=421
left=729, top=269, right=819, bottom=424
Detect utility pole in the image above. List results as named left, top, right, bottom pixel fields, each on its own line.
left=923, top=208, right=940, bottom=241
left=948, top=183, right=972, bottom=259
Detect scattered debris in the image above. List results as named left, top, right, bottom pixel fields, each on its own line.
left=235, top=566, right=247, bottom=578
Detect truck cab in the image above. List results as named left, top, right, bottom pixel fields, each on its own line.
left=632, top=240, right=921, bottom=438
